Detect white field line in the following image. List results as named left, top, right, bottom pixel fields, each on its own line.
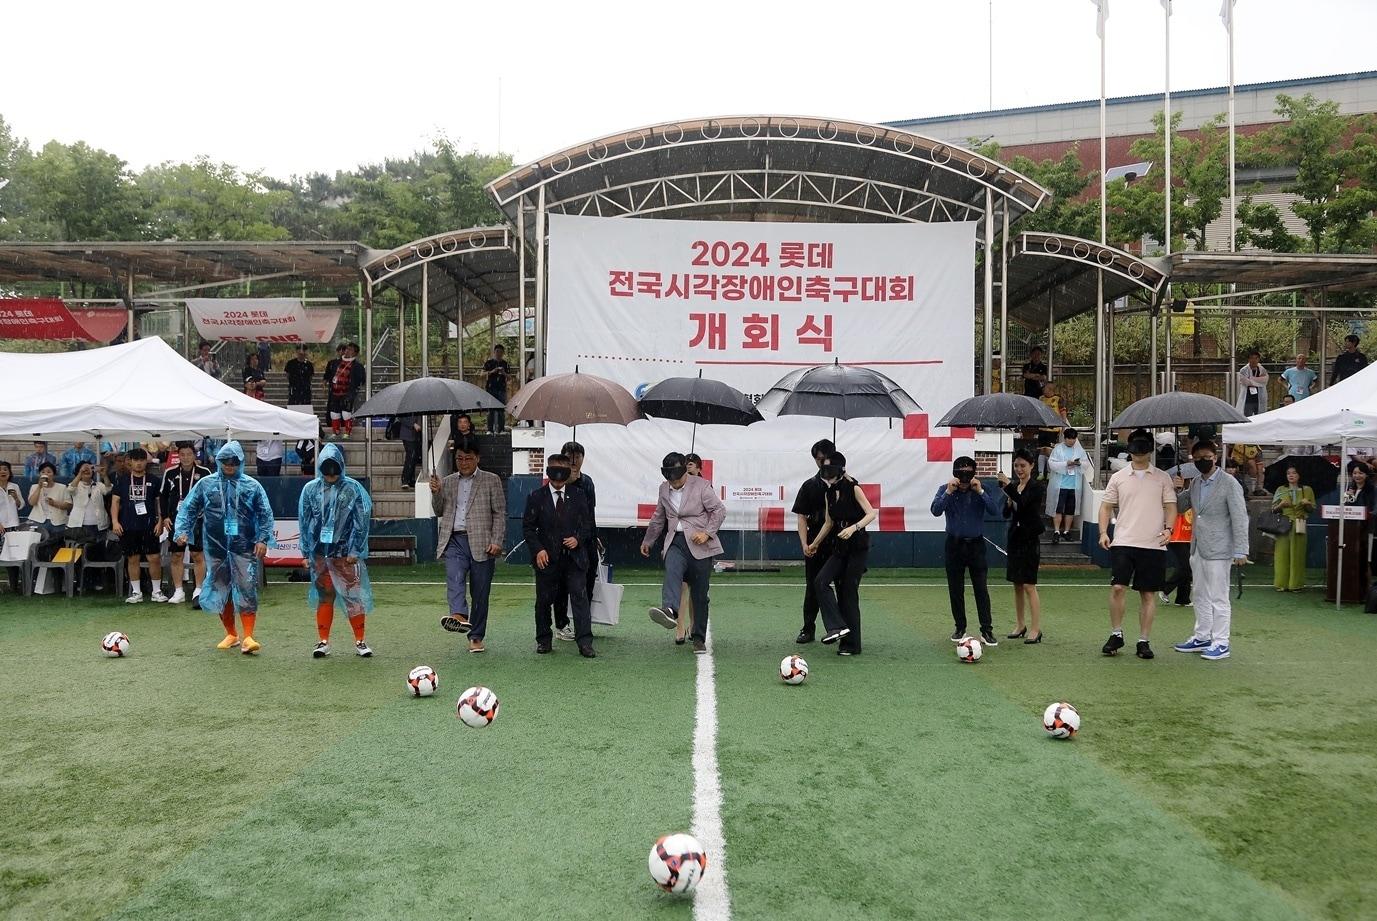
left=691, top=622, right=731, bottom=921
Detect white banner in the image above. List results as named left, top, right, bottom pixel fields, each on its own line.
left=264, top=519, right=304, bottom=566
left=187, top=298, right=342, bottom=343
left=546, top=215, right=978, bottom=533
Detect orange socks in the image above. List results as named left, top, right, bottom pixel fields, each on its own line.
left=241, top=612, right=256, bottom=639
left=220, top=603, right=236, bottom=636
left=316, top=602, right=333, bottom=641
left=348, top=614, right=366, bottom=643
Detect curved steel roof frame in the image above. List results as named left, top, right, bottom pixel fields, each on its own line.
left=361, top=227, right=519, bottom=326
left=487, top=115, right=1049, bottom=234
left=999, top=232, right=1169, bottom=328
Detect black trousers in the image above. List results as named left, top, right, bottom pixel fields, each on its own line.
left=799, top=550, right=831, bottom=635
left=553, top=552, right=598, bottom=630
left=945, top=535, right=992, bottom=634
left=535, top=556, right=592, bottom=647
left=816, top=546, right=866, bottom=653
left=401, top=439, right=421, bottom=487
left=1162, top=542, right=1192, bottom=604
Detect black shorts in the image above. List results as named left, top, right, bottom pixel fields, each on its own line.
left=1055, top=488, right=1078, bottom=515
left=120, top=530, right=160, bottom=557
left=1110, top=546, right=1167, bottom=593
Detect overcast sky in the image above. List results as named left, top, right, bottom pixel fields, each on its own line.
left=3, top=0, right=1374, bottom=180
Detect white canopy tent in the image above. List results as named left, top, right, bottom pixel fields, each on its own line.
left=1223, top=361, right=1377, bottom=447
left=0, top=337, right=319, bottom=441
left=1224, top=361, right=1377, bottom=609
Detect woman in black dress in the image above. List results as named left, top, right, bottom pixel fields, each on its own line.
left=804, top=453, right=876, bottom=656
left=999, top=449, right=1046, bottom=643
left=1343, top=460, right=1376, bottom=591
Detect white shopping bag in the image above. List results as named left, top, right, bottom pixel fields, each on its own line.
left=591, top=578, right=623, bottom=626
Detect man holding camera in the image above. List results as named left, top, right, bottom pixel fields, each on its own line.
left=930, top=456, right=1004, bottom=647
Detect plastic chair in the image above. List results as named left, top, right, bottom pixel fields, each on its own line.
left=0, top=530, right=41, bottom=597
left=31, top=542, right=80, bottom=597
left=77, top=539, right=125, bottom=596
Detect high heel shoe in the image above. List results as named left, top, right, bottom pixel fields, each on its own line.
left=674, top=633, right=687, bottom=645
left=1024, top=632, right=1043, bottom=644
left=1006, top=627, right=1027, bottom=639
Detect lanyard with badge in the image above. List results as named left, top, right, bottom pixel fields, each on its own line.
left=222, top=478, right=239, bottom=537
left=131, top=475, right=148, bottom=517
left=319, top=483, right=338, bottom=545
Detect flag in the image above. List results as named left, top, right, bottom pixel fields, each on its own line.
left=1093, top=0, right=1108, bottom=37
left=1161, top=0, right=1171, bottom=12
left=1220, top=0, right=1234, bottom=28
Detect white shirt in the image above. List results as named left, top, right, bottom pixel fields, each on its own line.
left=669, top=484, right=686, bottom=531
left=28, top=483, right=70, bottom=526
left=548, top=484, right=566, bottom=507
left=0, top=483, right=21, bottom=528
left=256, top=439, right=284, bottom=463
left=69, top=480, right=112, bottom=528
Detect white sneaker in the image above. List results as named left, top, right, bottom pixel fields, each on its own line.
left=355, top=641, right=373, bottom=657
left=192, top=586, right=202, bottom=602
left=125, top=591, right=144, bottom=604
left=312, top=641, right=331, bottom=658
left=556, top=625, right=576, bottom=642
left=168, top=588, right=186, bottom=604
left=150, top=590, right=169, bottom=603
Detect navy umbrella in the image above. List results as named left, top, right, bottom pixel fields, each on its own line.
left=638, top=373, right=764, bottom=451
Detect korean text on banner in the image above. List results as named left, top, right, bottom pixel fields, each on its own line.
left=545, top=215, right=977, bottom=532
left=186, top=298, right=341, bottom=343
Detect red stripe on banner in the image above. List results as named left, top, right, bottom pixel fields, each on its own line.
left=903, top=413, right=929, bottom=440
left=701, top=459, right=714, bottom=481
left=878, top=507, right=906, bottom=532
left=759, top=507, right=786, bottom=532
left=859, top=483, right=882, bottom=507
left=926, top=437, right=954, bottom=462
left=0, top=298, right=125, bottom=343
left=950, top=427, right=976, bottom=439
left=637, top=503, right=658, bottom=524
left=695, top=359, right=943, bottom=367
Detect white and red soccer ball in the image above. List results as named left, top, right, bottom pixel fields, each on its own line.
left=456, top=685, right=499, bottom=727
left=648, top=833, right=709, bottom=894
left=407, top=666, right=438, bottom=698
left=1043, top=701, right=1081, bottom=739
left=779, top=655, right=809, bottom=685
left=102, top=631, right=130, bottom=657
left=956, top=636, right=982, bottom=663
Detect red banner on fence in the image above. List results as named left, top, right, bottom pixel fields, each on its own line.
left=0, top=298, right=128, bottom=343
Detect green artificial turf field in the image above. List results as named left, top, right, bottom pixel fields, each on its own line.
left=1, top=566, right=1374, bottom=920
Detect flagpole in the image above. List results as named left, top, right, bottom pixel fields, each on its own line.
left=1156, top=0, right=1171, bottom=397
left=1094, top=0, right=1107, bottom=466
left=1225, top=0, right=1237, bottom=252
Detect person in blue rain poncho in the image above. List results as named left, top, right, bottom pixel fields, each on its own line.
left=298, top=443, right=374, bottom=658
left=174, top=441, right=275, bottom=655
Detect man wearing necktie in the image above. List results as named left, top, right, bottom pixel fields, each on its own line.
left=523, top=453, right=596, bottom=657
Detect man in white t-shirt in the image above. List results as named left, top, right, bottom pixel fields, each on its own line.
left=1097, top=428, right=1178, bottom=660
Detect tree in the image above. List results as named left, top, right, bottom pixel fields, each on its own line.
left=18, top=139, right=143, bottom=240
left=1108, top=111, right=1229, bottom=252
left=0, top=114, right=38, bottom=241
left=138, top=157, right=291, bottom=241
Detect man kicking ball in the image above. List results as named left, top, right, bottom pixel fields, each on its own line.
left=174, top=442, right=275, bottom=655
left=299, top=444, right=374, bottom=658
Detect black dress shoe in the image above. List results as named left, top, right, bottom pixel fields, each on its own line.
left=692, top=641, right=707, bottom=654
left=1102, top=633, right=1125, bottom=656
left=535, top=642, right=552, bottom=654
left=578, top=645, right=597, bottom=658
left=795, top=630, right=815, bottom=644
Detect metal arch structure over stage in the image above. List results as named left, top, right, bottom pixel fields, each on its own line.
left=359, top=227, right=519, bottom=382
left=483, top=115, right=1051, bottom=393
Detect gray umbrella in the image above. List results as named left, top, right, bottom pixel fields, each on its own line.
left=937, top=393, right=1066, bottom=430
left=353, top=377, right=504, bottom=418
left=757, top=361, right=921, bottom=439
left=1109, top=392, right=1249, bottom=429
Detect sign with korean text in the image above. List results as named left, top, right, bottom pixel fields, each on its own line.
left=546, top=215, right=977, bottom=532
left=186, top=298, right=341, bottom=343
left=1322, top=504, right=1369, bottom=521
left=0, top=298, right=127, bottom=343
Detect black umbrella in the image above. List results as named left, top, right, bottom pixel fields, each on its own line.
left=757, top=360, right=921, bottom=439
left=937, top=393, right=1066, bottom=430
left=1263, top=454, right=1340, bottom=495
left=1109, top=392, right=1249, bottom=430
left=353, top=377, right=504, bottom=418
left=638, top=373, right=764, bottom=451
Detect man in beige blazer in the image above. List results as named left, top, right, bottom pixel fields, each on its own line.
left=641, top=451, right=727, bottom=654
left=430, top=438, right=507, bottom=653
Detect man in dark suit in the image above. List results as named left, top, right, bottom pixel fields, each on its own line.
left=523, top=453, right=596, bottom=658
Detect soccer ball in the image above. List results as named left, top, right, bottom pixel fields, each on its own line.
left=956, top=636, right=982, bottom=663
left=779, top=655, right=809, bottom=685
left=102, top=631, right=130, bottom=657
left=648, top=833, right=709, bottom=894
left=456, top=686, right=499, bottom=727
left=407, top=666, right=438, bottom=698
left=1043, top=701, right=1081, bottom=739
